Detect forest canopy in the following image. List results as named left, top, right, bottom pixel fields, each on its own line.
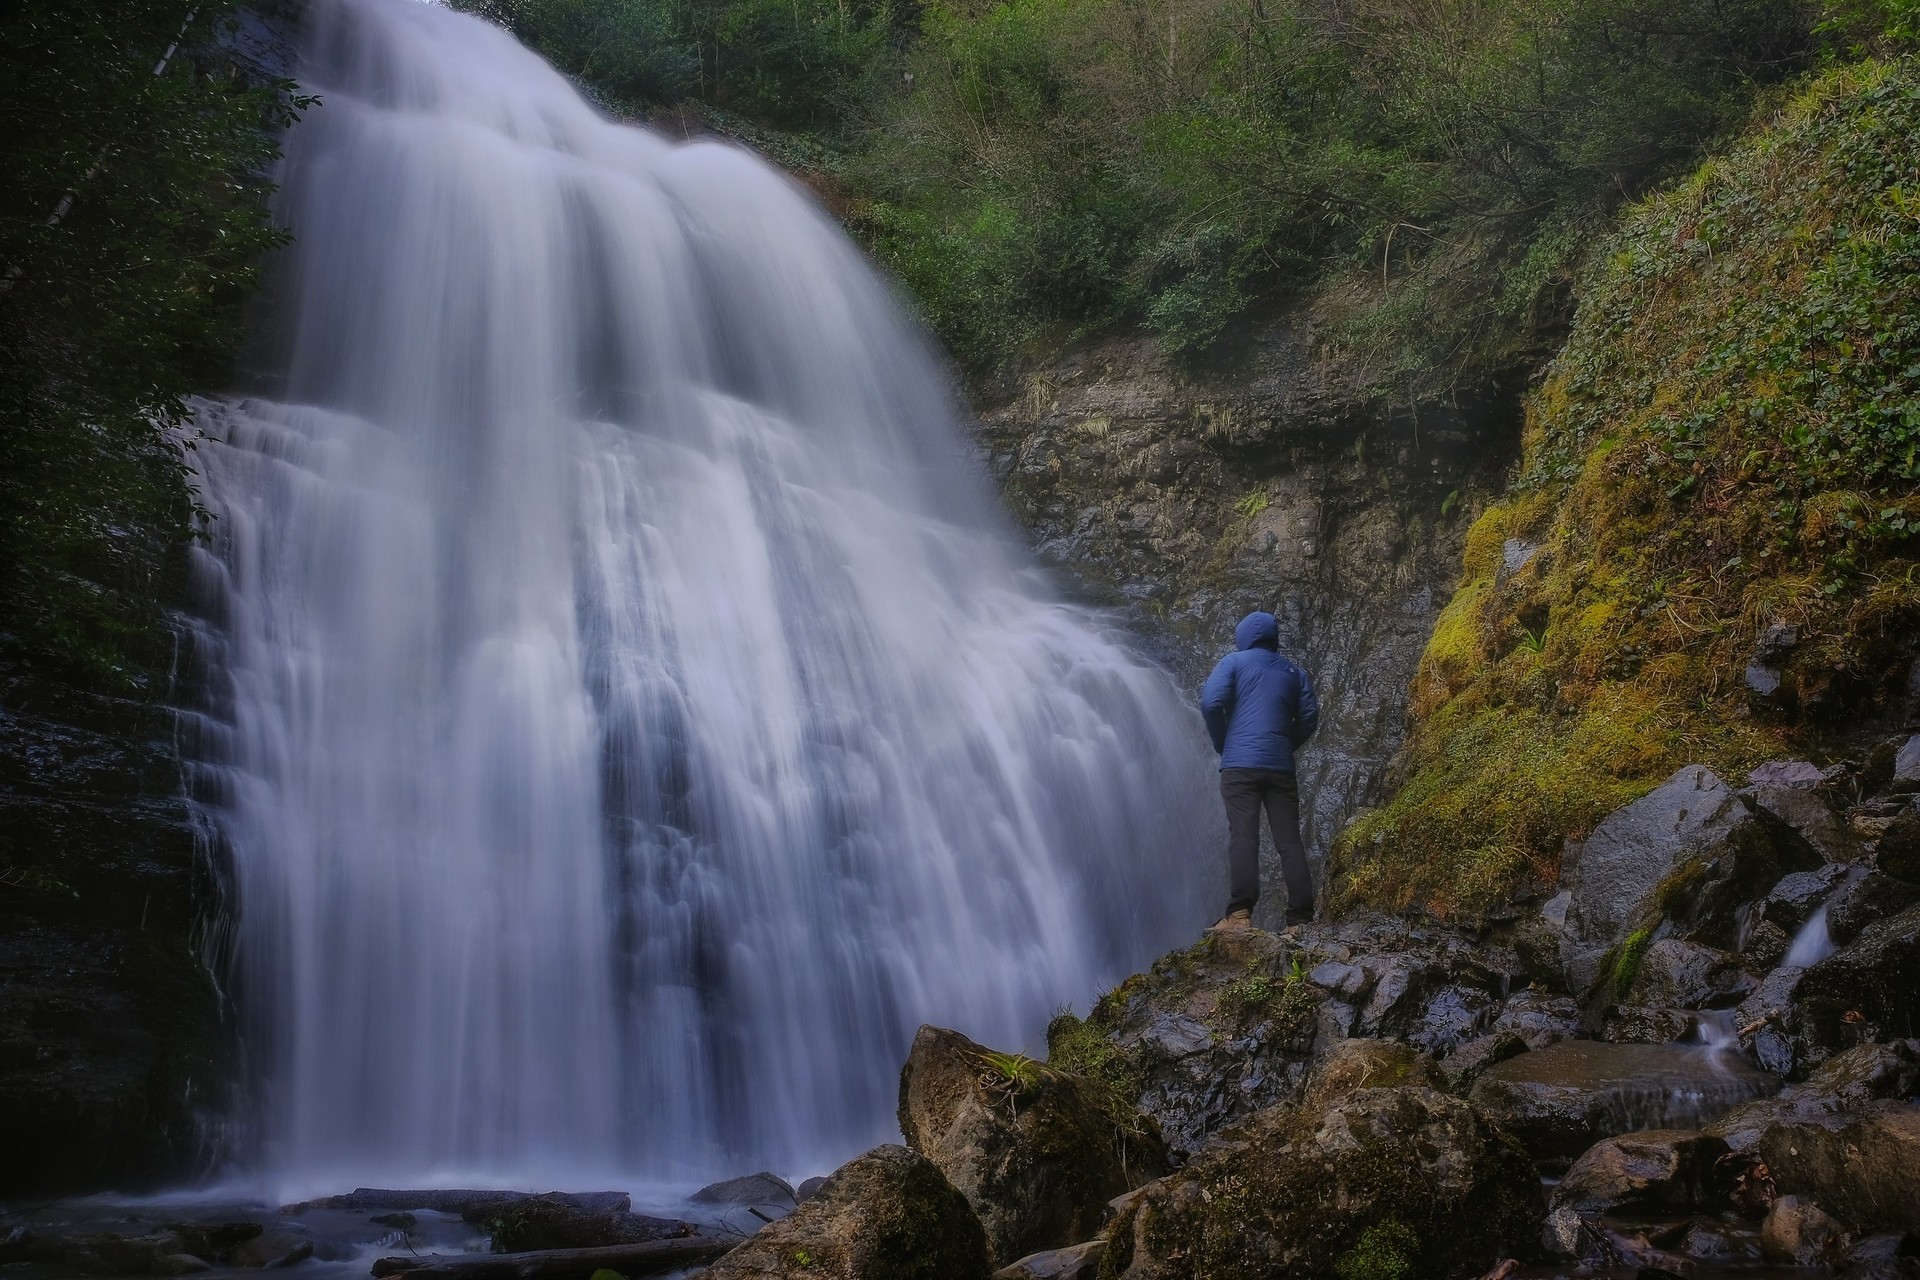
left=453, top=0, right=1920, bottom=389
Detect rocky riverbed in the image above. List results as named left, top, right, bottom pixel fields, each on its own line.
left=7, top=735, right=1918, bottom=1280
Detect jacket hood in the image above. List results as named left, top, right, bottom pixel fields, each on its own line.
left=1234, top=612, right=1280, bottom=651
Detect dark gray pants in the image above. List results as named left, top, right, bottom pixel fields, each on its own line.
left=1220, top=768, right=1313, bottom=922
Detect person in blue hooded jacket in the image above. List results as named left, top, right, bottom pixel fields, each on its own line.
left=1200, top=611, right=1320, bottom=932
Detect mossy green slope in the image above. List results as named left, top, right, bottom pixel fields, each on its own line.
left=1331, top=59, right=1920, bottom=918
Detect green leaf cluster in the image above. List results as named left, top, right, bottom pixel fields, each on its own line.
left=1, top=0, right=304, bottom=690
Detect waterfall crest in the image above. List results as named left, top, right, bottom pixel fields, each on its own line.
left=185, top=0, right=1216, bottom=1190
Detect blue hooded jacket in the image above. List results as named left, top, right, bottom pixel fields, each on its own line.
left=1200, top=612, right=1320, bottom=772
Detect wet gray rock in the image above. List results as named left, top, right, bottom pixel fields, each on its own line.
left=1438, top=1030, right=1528, bottom=1089
left=1762, top=1195, right=1850, bottom=1266
left=1744, top=918, right=1795, bottom=969
left=691, top=1172, right=797, bottom=1209
left=1751, top=761, right=1826, bottom=788
left=1878, top=811, right=1920, bottom=885
left=1549, top=1129, right=1731, bottom=1213
left=1827, top=871, right=1920, bottom=945
left=1628, top=939, right=1757, bottom=1010
left=1841, top=1234, right=1920, bottom=1280
left=1709, top=1040, right=1920, bottom=1154
left=1101, top=1087, right=1542, bottom=1280
left=1750, top=785, right=1865, bottom=863
left=989, top=1240, right=1103, bottom=1280
left=1895, top=735, right=1920, bottom=786
left=471, top=1194, right=696, bottom=1253
left=898, top=1024, right=1165, bottom=1265
left=1490, top=989, right=1582, bottom=1049
left=1469, top=1040, right=1778, bottom=1166
left=701, top=1145, right=990, bottom=1280
left=1759, top=1102, right=1920, bottom=1234
left=1760, top=866, right=1851, bottom=933
left=1601, top=1006, right=1698, bottom=1044
left=1748, top=902, right=1920, bottom=1075
left=1559, top=766, right=1819, bottom=990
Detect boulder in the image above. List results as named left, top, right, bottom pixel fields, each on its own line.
left=1046, top=928, right=1323, bottom=1158
left=1438, top=1031, right=1529, bottom=1090
left=1751, top=761, right=1827, bottom=788
left=1559, top=766, right=1818, bottom=990
left=1489, top=989, right=1582, bottom=1049
left=1469, top=1040, right=1777, bottom=1166
left=1895, top=735, right=1920, bottom=787
left=700, top=1145, right=990, bottom=1280
left=1549, top=1130, right=1731, bottom=1213
left=1758, top=866, right=1851, bottom=934
left=1601, top=1006, right=1697, bottom=1044
left=1828, top=871, right=1920, bottom=945
left=691, top=1173, right=797, bottom=1208
left=1100, top=1087, right=1542, bottom=1280
left=1877, top=811, right=1920, bottom=886
left=1746, top=902, right=1920, bottom=1075
left=1759, top=1102, right=1920, bottom=1234
left=989, top=1240, right=1103, bottom=1280
left=1301, top=1037, right=1440, bottom=1108
left=1750, top=785, right=1865, bottom=863
left=1709, top=1040, right=1920, bottom=1153
left=898, top=1025, right=1166, bottom=1265
left=1761, top=1195, right=1850, bottom=1266
left=1627, top=939, right=1757, bottom=1010
left=472, top=1195, right=695, bottom=1253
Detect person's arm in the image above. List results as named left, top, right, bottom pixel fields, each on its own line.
left=1293, top=664, right=1321, bottom=747
left=1200, top=657, right=1236, bottom=755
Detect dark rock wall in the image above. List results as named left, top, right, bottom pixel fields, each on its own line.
left=0, top=526, right=225, bottom=1196
left=976, top=327, right=1516, bottom=926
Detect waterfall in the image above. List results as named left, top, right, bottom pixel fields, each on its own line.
left=182, top=0, right=1216, bottom=1192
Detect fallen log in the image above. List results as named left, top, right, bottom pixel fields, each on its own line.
left=285, top=1191, right=631, bottom=1217
left=369, top=1236, right=736, bottom=1280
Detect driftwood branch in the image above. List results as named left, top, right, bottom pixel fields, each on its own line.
left=370, top=1236, right=737, bottom=1280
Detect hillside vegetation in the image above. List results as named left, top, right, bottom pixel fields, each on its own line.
left=1329, top=55, right=1920, bottom=916
left=459, top=0, right=1822, bottom=389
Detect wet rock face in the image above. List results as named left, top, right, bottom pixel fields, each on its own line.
left=1557, top=766, right=1821, bottom=993
left=1100, top=1086, right=1543, bottom=1280
left=973, top=334, right=1510, bottom=924
left=1468, top=1040, right=1778, bottom=1166
left=1052, top=916, right=1521, bottom=1159
left=1760, top=1102, right=1920, bottom=1234
left=702, top=1145, right=991, bottom=1280
left=897, top=1025, right=1166, bottom=1265
left=0, top=624, right=221, bottom=1199
left=1744, top=903, right=1920, bottom=1076
left=474, top=1193, right=696, bottom=1252
left=1549, top=1130, right=1732, bottom=1214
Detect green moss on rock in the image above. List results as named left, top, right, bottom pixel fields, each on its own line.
left=1332, top=60, right=1920, bottom=918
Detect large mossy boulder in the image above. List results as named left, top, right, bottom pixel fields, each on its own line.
left=898, top=1025, right=1167, bottom=1265
left=702, top=1145, right=990, bottom=1280
left=1099, top=1086, right=1542, bottom=1280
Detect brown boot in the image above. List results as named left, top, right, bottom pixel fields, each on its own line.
left=1211, top=907, right=1253, bottom=932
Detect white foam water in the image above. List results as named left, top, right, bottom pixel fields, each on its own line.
left=181, top=0, right=1216, bottom=1193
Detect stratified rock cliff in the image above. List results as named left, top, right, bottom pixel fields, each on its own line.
left=977, top=325, right=1515, bottom=925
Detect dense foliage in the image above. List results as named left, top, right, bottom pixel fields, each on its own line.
left=0, top=1, right=302, bottom=690
left=472, top=0, right=1827, bottom=387
left=1330, top=58, right=1920, bottom=916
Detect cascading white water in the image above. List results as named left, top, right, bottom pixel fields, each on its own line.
left=182, top=0, right=1217, bottom=1191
